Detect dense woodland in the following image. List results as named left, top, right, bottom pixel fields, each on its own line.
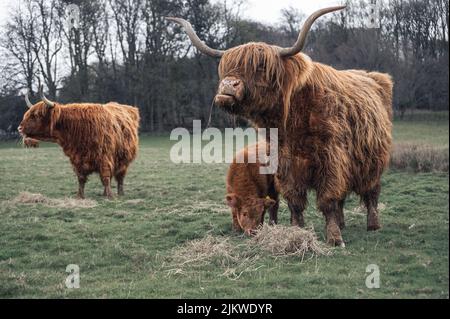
left=0, top=0, right=448, bottom=134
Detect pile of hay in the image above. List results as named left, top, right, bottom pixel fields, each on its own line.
left=164, top=235, right=260, bottom=279
left=250, top=224, right=331, bottom=259
left=164, top=225, right=331, bottom=279
left=9, top=192, right=97, bottom=209
left=166, top=235, right=237, bottom=268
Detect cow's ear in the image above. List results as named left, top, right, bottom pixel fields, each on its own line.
left=225, top=194, right=239, bottom=208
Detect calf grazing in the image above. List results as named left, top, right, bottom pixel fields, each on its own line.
left=226, top=143, right=279, bottom=235
left=168, top=5, right=393, bottom=246
left=19, top=86, right=140, bottom=199
left=23, top=137, right=39, bottom=148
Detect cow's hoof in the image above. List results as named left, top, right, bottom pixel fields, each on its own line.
left=327, top=237, right=346, bottom=247
left=367, top=224, right=381, bottom=231
left=326, top=222, right=345, bottom=247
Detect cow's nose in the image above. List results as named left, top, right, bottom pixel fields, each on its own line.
left=222, top=78, right=242, bottom=89
left=18, top=125, right=22, bottom=133
left=230, top=80, right=241, bottom=88
left=218, top=77, right=244, bottom=100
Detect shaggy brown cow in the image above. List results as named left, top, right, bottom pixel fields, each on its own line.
left=226, top=143, right=279, bottom=235
left=19, top=87, right=140, bottom=199
left=23, top=137, right=39, bottom=148
left=167, top=6, right=393, bottom=246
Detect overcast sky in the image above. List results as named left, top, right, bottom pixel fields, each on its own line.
left=237, top=0, right=344, bottom=25
left=0, top=0, right=345, bottom=27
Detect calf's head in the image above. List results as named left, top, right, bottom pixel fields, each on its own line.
left=167, top=6, right=345, bottom=119
left=18, top=86, right=58, bottom=142
left=226, top=193, right=276, bottom=235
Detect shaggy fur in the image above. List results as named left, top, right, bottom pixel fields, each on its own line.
left=226, top=143, right=279, bottom=235
left=216, top=43, right=393, bottom=246
left=23, top=137, right=39, bottom=148
left=19, top=101, right=140, bottom=198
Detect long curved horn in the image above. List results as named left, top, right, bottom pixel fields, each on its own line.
left=278, top=6, right=346, bottom=57
left=165, top=17, right=224, bottom=58
left=24, top=91, right=33, bottom=108
left=39, top=84, right=55, bottom=108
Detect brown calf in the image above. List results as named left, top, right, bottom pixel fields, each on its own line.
left=226, top=143, right=279, bottom=235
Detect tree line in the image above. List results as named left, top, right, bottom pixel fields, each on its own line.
left=0, top=0, right=448, bottom=134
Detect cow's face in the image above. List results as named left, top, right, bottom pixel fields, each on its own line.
left=167, top=6, right=345, bottom=117
left=226, top=194, right=276, bottom=235
left=215, top=43, right=283, bottom=115
left=18, top=103, right=54, bottom=140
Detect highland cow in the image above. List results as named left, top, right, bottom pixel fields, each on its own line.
left=19, top=87, right=140, bottom=199
left=226, top=143, right=279, bottom=235
left=23, top=137, right=39, bottom=148
left=168, top=5, right=393, bottom=246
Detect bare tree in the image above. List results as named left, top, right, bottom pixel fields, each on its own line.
left=280, top=6, right=305, bottom=42
left=1, top=0, right=39, bottom=95
left=31, top=0, right=63, bottom=98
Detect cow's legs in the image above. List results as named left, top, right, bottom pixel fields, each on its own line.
left=363, top=183, right=382, bottom=231
left=77, top=174, right=87, bottom=199
left=115, top=168, right=127, bottom=196
left=286, top=191, right=307, bottom=227
left=318, top=198, right=345, bottom=247
left=268, top=200, right=279, bottom=225
left=100, top=165, right=113, bottom=199
left=337, top=198, right=346, bottom=230
left=101, top=176, right=113, bottom=199
left=288, top=202, right=306, bottom=227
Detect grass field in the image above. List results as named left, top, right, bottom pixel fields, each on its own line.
left=0, top=113, right=448, bottom=298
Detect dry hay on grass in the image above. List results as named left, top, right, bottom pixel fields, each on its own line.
left=163, top=234, right=260, bottom=280
left=167, top=234, right=236, bottom=267
left=7, top=192, right=97, bottom=209
left=164, top=225, right=331, bottom=279
left=250, top=224, right=331, bottom=259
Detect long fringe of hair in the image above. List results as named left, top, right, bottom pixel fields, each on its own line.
left=218, top=43, right=314, bottom=127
